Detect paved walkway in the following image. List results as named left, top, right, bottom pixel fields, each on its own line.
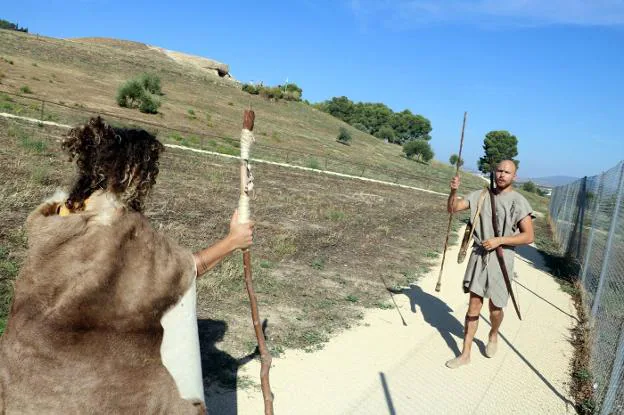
left=232, top=232, right=577, bottom=414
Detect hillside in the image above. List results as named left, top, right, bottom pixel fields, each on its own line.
left=0, top=28, right=486, bottom=193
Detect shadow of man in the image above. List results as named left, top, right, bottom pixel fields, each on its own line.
left=515, top=244, right=549, bottom=272
left=198, top=319, right=260, bottom=415
left=391, top=284, right=485, bottom=357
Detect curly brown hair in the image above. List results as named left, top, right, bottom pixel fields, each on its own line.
left=62, top=116, right=165, bottom=212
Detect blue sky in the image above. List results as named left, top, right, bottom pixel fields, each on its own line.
left=3, top=0, right=623, bottom=178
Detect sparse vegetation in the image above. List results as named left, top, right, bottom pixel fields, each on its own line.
left=19, top=85, right=32, bottom=94
left=242, top=82, right=303, bottom=102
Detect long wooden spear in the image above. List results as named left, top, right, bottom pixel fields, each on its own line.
left=435, top=111, right=467, bottom=292
left=238, top=109, right=274, bottom=414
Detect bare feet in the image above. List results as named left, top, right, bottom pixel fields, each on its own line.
left=445, top=355, right=470, bottom=369
left=486, top=331, right=498, bottom=358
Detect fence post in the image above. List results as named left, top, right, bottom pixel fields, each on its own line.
left=601, top=323, right=624, bottom=415
left=592, top=162, right=624, bottom=318
left=581, top=172, right=606, bottom=288
left=575, top=176, right=588, bottom=258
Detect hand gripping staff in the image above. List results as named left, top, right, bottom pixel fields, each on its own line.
left=488, top=168, right=522, bottom=320
left=435, top=112, right=467, bottom=292
left=239, top=110, right=274, bottom=414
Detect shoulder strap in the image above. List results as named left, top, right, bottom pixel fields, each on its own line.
left=457, top=188, right=488, bottom=263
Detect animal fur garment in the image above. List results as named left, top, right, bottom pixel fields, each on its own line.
left=0, top=191, right=205, bottom=414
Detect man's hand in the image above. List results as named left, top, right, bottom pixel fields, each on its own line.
left=482, top=237, right=503, bottom=251
left=228, top=209, right=254, bottom=250
left=450, top=175, right=461, bottom=191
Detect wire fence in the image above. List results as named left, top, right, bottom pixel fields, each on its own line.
left=0, top=88, right=485, bottom=194
left=549, top=160, right=624, bottom=415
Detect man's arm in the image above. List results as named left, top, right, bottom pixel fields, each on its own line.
left=448, top=175, right=470, bottom=213
left=482, top=215, right=534, bottom=251
left=193, top=210, right=254, bottom=277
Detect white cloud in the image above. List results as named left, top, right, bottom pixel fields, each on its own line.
left=349, top=0, right=624, bottom=27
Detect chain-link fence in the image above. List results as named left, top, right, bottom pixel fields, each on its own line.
left=550, top=160, right=624, bottom=415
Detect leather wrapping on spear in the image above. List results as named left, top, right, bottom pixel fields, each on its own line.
left=239, top=110, right=274, bottom=414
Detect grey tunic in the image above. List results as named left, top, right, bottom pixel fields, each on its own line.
left=462, top=189, right=533, bottom=307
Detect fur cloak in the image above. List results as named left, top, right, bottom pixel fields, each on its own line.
left=0, top=191, right=204, bottom=414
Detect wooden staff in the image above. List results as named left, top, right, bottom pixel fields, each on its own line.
left=238, top=110, right=274, bottom=414
left=435, top=112, right=467, bottom=292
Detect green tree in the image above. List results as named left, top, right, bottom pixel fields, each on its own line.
left=352, top=122, right=369, bottom=133
left=477, top=130, right=519, bottom=174
left=375, top=125, right=396, bottom=143
left=521, top=181, right=537, bottom=193
left=390, top=110, right=432, bottom=143
left=403, top=140, right=434, bottom=162
left=449, top=154, right=464, bottom=167
left=0, top=19, right=28, bottom=32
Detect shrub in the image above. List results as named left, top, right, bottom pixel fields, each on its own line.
left=138, top=94, right=161, bottom=114
left=19, top=85, right=32, bottom=94
left=521, top=181, right=537, bottom=193
left=116, top=76, right=162, bottom=114
left=139, top=73, right=162, bottom=95
left=242, top=83, right=260, bottom=95
left=403, top=139, right=434, bottom=162
left=116, top=80, right=144, bottom=108
left=337, top=127, right=352, bottom=144
left=242, top=82, right=303, bottom=102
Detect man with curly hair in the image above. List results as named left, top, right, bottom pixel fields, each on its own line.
left=0, top=117, right=253, bottom=414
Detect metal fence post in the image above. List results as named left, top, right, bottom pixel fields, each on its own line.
left=575, top=177, right=588, bottom=258
left=581, top=172, right=605, bottom=287
left=592, top=162, right=624, bottom=318
left=601, top=323, right=624, bottom=414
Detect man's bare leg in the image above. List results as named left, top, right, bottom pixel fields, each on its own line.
left=446, top=293, right=483, bottom=368
left=486, top=299, right=503, bottom=357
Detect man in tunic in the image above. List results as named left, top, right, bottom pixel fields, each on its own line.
left=445, top=160, right=534, bottom=369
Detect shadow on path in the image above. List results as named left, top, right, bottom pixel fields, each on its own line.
left=514, top=280, right=579, bottom=322
left=379, top=372, right=397, bottom=415
left=198, top=319, right=260, bottom=415
left=480, top=315, right=575, bottom=406
left=391, top=284, right=486, bottom=357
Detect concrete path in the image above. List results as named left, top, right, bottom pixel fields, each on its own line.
left=231, top=232, right=577, bottom=414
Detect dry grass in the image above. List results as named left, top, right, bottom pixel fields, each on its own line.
left=0, top=118, right=464, bottom=390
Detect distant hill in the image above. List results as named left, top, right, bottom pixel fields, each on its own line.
left=518, top=176, right=579, bottom=187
